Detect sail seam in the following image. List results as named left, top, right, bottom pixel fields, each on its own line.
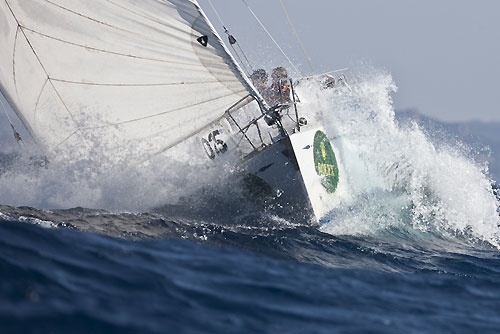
left=106, top=0, right=198, bottom=35
left=49, top=78, right=242, bottom=87
left=52, top=89, right=246, bottom=150
left=4, top=1, right=79, bottom=127
left=41, top=0, right=201, bottom=55
left=82, top=90, right=247, bottom=130
left=21, top=26, right=228, bottom=68
left=52, top=129, right=80, bottom=150
left=33, top=78, right=49, bottom=121
left=160, top=0, right=207, bottom=24
left=12, top=25, right=19, bottom=98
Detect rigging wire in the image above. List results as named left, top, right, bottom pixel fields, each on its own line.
left=232, top=33, right=254, bottom=73
left=207, top=0, right=254, bottom=74
left=0, top=94, right=24, bottom=150
left=239, top=0, right=302, bottom=76
left=0, top=95, right=14, bottom=125
left=276, top=0, right=314, bottom=73
left=206, top=0, right=226, bottom=27
left=295, top=68, right=350, bottom=80
left=229, top=41, right=251, bottom=75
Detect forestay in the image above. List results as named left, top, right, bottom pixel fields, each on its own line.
left=0, top=0, right=257, bottom=162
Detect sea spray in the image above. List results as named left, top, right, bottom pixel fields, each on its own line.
left=0, top=134, right=228, bottom=210
left=0, top=100, right=268, bottom=211
left=296, top=68, right=500, bottom=246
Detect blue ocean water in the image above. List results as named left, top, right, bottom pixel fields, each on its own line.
left=1, top=202, right=500, bottom=334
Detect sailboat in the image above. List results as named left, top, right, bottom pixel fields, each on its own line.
left=0, top=0, right=346, bottom=223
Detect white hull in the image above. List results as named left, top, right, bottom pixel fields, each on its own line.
left=235, top=125, right=344, bottom=224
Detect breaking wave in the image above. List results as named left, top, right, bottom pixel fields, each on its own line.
left=296, top=67, right=500, bottom=246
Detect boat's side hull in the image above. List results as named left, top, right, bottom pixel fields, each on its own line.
left=241, top=126, right=344, bottom=224
left=240, top=136, right=315, bottom=222
left=195, top=118, right=343, bottom=224
left=289, top=127, right=345, bottom=223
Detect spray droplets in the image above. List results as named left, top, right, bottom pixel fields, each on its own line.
left=297, top=68, right=500, bottom=247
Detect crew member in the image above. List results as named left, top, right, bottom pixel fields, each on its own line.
left=323, top=75, right=335, bottom=89
left=268, top=66, right=291, bottom=105
left=249, top=69, right=269, bottom=96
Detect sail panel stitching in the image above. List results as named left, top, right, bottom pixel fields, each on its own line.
left=12, top=25, right=20, bottom=98
left=33, top=77, right=49, bottom=120
left=21, top=26, right=229, bottom=69
left=50, top=78, right=242, bottom=87
left=0, top=93, right=14, bottom=125
left=42, top=0, right=202, bottom=55
left=106, top=0, right=198, bottom=35
left=52, top=128, right=80, bottom=150
left=81, top=89, right=247, bottom=130
left=52, top=89, right=247, bottom=150
left=4, top=1, right=79, bottom=125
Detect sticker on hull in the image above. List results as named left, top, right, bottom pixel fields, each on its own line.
left=313, top=130, right=339, bottom=193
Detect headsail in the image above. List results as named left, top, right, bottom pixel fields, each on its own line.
left=0, top=0, right=257, bottom=162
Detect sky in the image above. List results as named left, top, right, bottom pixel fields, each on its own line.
left=199, top=0, right=500, bottom=122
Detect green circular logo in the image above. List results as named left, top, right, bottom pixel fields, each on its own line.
left=313, top=130, right=339, bottom=193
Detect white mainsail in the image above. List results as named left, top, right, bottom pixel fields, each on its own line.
left=0, top=0, right=257, bottom=162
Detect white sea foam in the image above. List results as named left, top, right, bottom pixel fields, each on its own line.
left=0, top=133, right=227, bottom=211
left=296, top=68, right=500, bottom=246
